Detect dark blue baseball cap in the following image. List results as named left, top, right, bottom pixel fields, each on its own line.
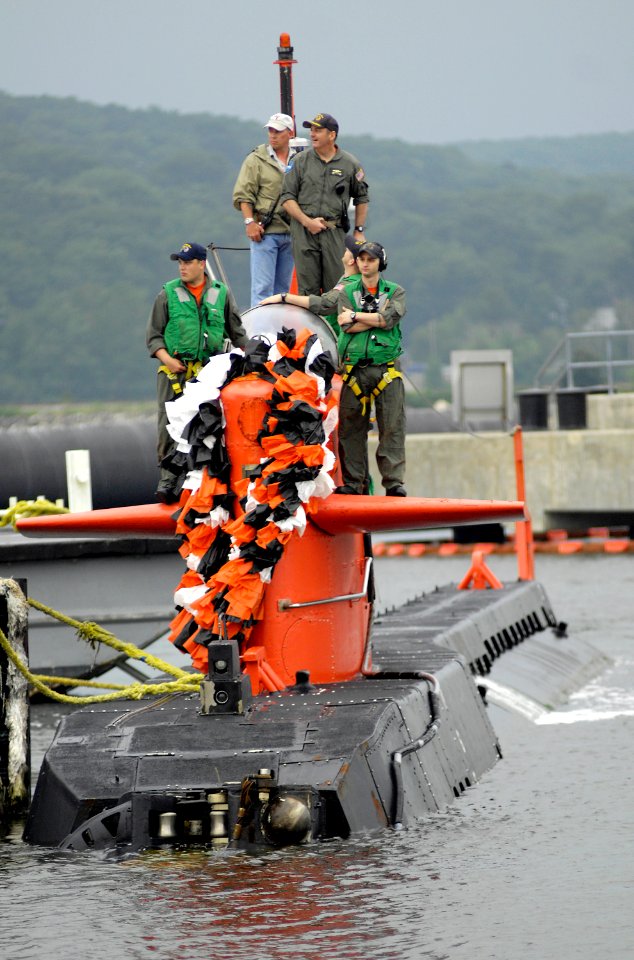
left=302, top=113, right=338, bottom=134
left=169, top=242, right=207, bottom=262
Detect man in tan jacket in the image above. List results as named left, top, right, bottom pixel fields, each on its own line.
left=232, top=113, right=298, bottom=306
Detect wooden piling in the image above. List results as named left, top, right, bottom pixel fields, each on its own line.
left=0, top=578, right=31, bottom=826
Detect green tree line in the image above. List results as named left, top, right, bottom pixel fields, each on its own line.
left=1, top=91, right=633, bottom=403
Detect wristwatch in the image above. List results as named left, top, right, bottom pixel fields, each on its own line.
left=244, top=218, right=254, bottom=225
left=350, top=312, right=356, bottom=321
left=281, top=293, right=287, bottom=303
left=355, top=225, right=364, bottom=233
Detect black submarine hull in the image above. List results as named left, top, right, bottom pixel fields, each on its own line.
left=23, top=579, right=605, bottom=853
left=25, top=650, right=495, bottom=851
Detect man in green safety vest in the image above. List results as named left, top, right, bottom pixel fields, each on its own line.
left=146, top=242, right=247, bottom=502
left=335, top=241, right=407, bottom=497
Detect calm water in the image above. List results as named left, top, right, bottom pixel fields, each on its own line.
left=1, top=553, right=633, bottom=960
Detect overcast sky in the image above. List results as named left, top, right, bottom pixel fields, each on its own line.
left=2, top=0, right=633, bottom=144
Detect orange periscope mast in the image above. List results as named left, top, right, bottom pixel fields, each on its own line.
left=17, top=323, right=524, bottom=698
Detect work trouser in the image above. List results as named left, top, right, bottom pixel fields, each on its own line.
left=289, top=220, right=345, bottom=296
left=337, top=362, right=406, bottom=493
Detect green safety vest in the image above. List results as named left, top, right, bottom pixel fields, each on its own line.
left=321, top=275, right=358, bottom=333
left=339, top=276, right=402, bottom=365
left=163, top=279, right=228, bottom=362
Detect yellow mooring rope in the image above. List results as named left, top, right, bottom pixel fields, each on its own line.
left=0, top=593, right=203, bottom=705
left=0, top=499, right=70, bottom=529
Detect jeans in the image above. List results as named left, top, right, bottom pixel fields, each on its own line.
left=250, top=232, right=294, bottom=306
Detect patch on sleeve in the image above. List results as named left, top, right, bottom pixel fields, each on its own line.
left=334, top=283, right=344, bottom=291
left=355, top=167, right=365, bottom=181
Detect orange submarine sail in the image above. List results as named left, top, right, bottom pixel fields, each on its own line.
left=17, top=307, right=524, bottom=697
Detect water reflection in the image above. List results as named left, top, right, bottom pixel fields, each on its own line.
left=122, top=838, right=415, bottom=960
left=2, top=554, right=633, bottom=960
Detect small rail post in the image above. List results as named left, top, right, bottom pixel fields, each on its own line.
left=513, top=427, right=535, bottom=580
left=65, top=448, right=93, bottom=512
left=0, top=578, right=31, bottom=825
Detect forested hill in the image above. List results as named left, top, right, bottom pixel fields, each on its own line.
left=458, top=132, right=634, bottom=176
left=1, top=91, right=633, bottom=404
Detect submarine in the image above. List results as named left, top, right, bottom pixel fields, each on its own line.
left=7, top=35, right=604, bottom=854
left=13, top=302, right=602, bottom=855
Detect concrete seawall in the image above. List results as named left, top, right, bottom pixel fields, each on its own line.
left=369, top=395, right=634, bottom=533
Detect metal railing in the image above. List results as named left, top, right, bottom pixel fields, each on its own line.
left=534, top=330, right=634, bottom=394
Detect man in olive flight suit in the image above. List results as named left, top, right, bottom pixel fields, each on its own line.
left=280, top=113, right=369, bottom=296
left=146, top=242, right=247, bottom=502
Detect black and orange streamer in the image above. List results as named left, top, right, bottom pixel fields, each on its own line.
left=166, top=329, right=337, bottom=686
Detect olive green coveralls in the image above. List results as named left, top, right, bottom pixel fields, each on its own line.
left=280, top=147, right=369, bottom=296
left=335, top=277, right=407, bottom=493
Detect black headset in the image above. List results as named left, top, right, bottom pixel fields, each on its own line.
left=376, top=243, right=388, bottom=272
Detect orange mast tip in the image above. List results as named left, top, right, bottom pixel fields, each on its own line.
left=279, top=33, right=291, bottom=47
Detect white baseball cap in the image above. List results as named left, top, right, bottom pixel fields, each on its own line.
left=264, top=113, right=294, bottom=132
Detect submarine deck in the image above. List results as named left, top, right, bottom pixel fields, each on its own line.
left=371, top=579, right=607, bottom=707
left=22, top=578, right=609, bottom=849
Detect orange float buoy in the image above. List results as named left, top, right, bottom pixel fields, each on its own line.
left=604, top=539, right=630, bottom=553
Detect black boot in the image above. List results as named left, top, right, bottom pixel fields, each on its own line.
left=155, top=480, right=180, bottom=504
